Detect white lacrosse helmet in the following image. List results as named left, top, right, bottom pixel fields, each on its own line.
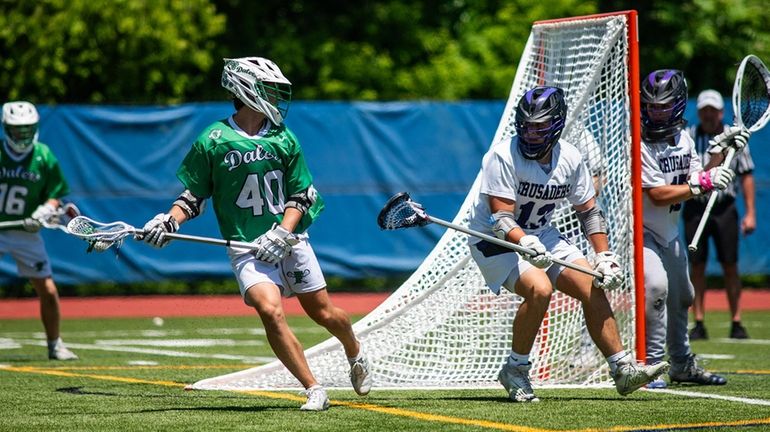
left=2, top=101, right=40, bottom=154
left=221, top=57, right=292, bottom=125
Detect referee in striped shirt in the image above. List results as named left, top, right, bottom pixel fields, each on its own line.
left=683, top=89, right=756, bottom=340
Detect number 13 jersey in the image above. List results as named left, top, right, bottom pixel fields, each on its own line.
left=469, top=137, right=594, bottom=243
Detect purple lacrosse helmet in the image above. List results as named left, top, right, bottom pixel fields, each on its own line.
left=515, top=86, right=567, bottom=160
left=641, top=69, right=688, bottom=143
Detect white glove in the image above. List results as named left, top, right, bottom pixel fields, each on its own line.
left=31, top=203, right=59, bottom=225
left=593, top=251, right=623, bottom=290
left=252, top=223, right=299, bottom=264
left=518, top=234, right=552, bottom=269
left=708, top=126, right=750, bottom=153
left=141, top=213, right=179, bottom=248
left=688, top=167, right=735, bottom=195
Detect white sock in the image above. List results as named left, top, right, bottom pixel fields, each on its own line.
left=347, top=347, right=364, bottom=366
left=606, top=350, right=630, bottom=374
left=47, top=338, right=62, bottom=350
left=506, top=350, right=530, bottom=368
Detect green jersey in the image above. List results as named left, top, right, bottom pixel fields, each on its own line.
left=0, top=141, right=69, bottom=225
left=176, top=119, right=324, bottom=242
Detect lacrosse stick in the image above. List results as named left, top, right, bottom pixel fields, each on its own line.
left=66, top=216, right=263, bottom=252
left=377, top=192, right=602, bottom=279
left=0, top=202, right=81, bottom=232
left=689, top=54, right=770, bottom=252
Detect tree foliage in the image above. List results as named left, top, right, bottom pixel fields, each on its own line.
left=2, top=1, right=768, bottom=102
left=600, top=0, right=770, bottom=95
left=0, top=0, right=225, bottom=103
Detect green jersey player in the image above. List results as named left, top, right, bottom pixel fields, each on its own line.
left=1, top=101, right=78, bottom=360
left=139, top=57, right=371, bottom=411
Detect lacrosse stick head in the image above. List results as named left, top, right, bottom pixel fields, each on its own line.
left=732, top=55, right=770, bottom=132
left=377, top=192, right=430, bottom=230
left=66, top=216, right=136, bottom=252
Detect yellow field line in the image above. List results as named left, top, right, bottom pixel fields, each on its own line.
left=2, top=365, right=769, bottom=432
left=1, top=366, right=552, bottom=432
left=34, top=364, right=248, bottom=371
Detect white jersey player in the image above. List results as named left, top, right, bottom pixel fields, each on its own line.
left=469, top=86, right=668, bottom=402
left=639, top=69, right=748, bottom=388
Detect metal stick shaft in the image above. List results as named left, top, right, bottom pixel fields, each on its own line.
left=688, top=147, right=736, bottom=252
left=426, top=215, right=603, bottom=279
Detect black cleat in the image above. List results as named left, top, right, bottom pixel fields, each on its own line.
left=688, top=322, right=708, bottom=340
left=669, top=354, right=726, bottom=385
left=730, top=322, right=749, bottom=339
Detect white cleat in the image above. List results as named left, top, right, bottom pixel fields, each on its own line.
left=612, top=361, right=669, bottom=396
left=48, top=341, right=79, bottom=361
left=349, top=354, right=372, bottom=396
left=498, top=363, right=539, bottom=402
left=300, top=385, right=330, bottom=411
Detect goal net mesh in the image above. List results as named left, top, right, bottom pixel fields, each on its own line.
left=192, top=12, right=636, bottom=391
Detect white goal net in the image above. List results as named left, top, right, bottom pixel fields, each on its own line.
left=192, top=11, right=641, bottom=391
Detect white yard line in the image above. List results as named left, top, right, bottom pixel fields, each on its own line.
left=644, top=388, right=770, bottom=406
left=18, top=339, right=274, bottom=363
left=717, top=338, right=770, bottom=345
left=0, top=326, right=326, bottom=339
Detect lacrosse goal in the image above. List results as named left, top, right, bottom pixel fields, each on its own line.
left=191, top=10, right=643, bottom=390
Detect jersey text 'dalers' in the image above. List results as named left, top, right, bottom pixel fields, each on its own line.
left=177, top=117, right=324, bottom=242
left=0, top=141, right=69, bottom=226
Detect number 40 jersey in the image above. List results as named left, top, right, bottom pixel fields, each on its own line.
left=177, top=117, right=324, bottom=243
left=468, top=137, right=594, bottom=244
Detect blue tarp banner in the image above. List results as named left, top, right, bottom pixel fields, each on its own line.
left=0, top=102, right=503, bottom=284
left=0, top=100, right=767, bottom=284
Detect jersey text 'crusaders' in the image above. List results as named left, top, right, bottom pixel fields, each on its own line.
left=177, top=118, right=324, bottom=242
left=469, top=137, right=594, bottom=241
left=641, top=132, right=702, bottom=244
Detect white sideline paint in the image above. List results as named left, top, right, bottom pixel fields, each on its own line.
left=646, top=388, right=770, bottom=406
left=128, top=360, right=159, bottom=366
left=18, top=339, right=274, bottom=363
left=0, top=338, right=22, bottom=350
left=95, top=339, right=264, bottom=347
left=0, top=326, right=326, bottom=339
left=717, top=338, right=770, bottom=345
left=696, top=353, right=735, bottom=360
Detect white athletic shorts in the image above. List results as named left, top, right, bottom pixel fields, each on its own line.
left=0, top=230, right=52, bottom=279
left=229, top=234, right=326, bottom=305
left=469, top=226, right=584, bottom=295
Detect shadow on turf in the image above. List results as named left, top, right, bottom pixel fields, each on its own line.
left=131, top=406, right=294, bottom=413
left=55, top=387, right=258, bottom=401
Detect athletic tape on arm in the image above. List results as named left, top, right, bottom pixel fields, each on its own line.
left=576, top=206, right=607, bottom=236
left=174, top=189, right=206, bottom=220
left=285, top=185, right=317, bottom=214
left=491, top=211, right=519, bottom=240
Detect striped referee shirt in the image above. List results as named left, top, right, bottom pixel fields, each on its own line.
left=686, top=123, right=754, bottom=203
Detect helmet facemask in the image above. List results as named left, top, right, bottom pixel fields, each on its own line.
left=221, top=57, right=292, bottom=125
left=2, top=101, right=39, bottom=155
left=515, top=87, right=567, bottom=160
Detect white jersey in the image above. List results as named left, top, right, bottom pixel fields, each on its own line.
left=641, top=132, right=702, bottom=244
left=469, top=137, right=594, bottom=243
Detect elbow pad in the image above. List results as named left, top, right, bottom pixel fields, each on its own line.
left=285, top=185, right=318, bottom=214
left=173, top=189, right=206, bottom=220
left=576, top=205, right=607, bottom=237
left=491, top=211, right=519, bottom=240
